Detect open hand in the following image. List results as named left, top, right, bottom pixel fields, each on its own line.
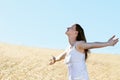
left=49, top=56, right=56, bottom=65
left=107, top=35, right=119, bottom=46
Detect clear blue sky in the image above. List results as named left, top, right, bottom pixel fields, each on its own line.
left=0, top=0, right=120, bottom=54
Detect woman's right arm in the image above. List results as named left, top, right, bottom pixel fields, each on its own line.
left=55, top=50, right=67, bottom=61
left=49, top=48, right=68, bottom=65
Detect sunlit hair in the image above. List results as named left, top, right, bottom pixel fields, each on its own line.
left=75, top=24, right=90, bottom=60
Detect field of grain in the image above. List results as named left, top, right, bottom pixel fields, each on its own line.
left=0, top=43, right=120, bottom=80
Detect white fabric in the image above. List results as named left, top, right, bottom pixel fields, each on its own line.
left=64, top=44, right=89, bottom=80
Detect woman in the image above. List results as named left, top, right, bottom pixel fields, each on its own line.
left=49, top=24, right=119, bottom=80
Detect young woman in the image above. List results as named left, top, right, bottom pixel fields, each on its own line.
left=49, top=24, right=119, bottom=80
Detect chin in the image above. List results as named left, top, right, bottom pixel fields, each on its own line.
left=65, top=33, right=70, bottom=36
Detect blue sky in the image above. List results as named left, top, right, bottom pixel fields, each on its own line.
left=0, top=0, right=120, bottom=54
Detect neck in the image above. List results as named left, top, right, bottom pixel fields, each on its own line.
left=68, top=36, right=76, bottom=46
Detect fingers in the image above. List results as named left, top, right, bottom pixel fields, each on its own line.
left=113, top=38, right=119, bottom=45
left=115, top=38, right=119, bottom=41
left=49, top=56, right=56, bottom=65
left=108, top=35, right=119, bottom=46
left=49, top=59, right=53, bottom=65
left=108, top=35, right=119, bottom=42
left=113, top=37, right=119, bottom=42
left=110, top=38, right=119, bottom=46
left=109, top=35, right=115, bottom=40
left=49, top=58, right=54, bottom=65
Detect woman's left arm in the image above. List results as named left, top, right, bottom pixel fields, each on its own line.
left=77, top=35, right=119, bottom=49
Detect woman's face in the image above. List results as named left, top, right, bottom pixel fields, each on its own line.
left=65, top=24, right=77, bottom=36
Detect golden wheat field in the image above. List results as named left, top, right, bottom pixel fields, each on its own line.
left=0, top=43, right=120, bottom=80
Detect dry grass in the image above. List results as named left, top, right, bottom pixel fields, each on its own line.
left=0, top=43, right=120, bottom=80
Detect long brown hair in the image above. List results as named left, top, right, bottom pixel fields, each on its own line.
left=75, top=24, right=89, bottom=60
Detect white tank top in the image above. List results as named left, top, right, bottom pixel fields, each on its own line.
left=65, top=44, right=89, bottom=80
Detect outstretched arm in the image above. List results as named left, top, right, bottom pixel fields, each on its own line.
left=77, top=35, right=119, bottom=49
left=49, top=48, right=69, bottom=65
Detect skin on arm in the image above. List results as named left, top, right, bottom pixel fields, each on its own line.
left=77, top=35, right=119, bottom=50
left=49, top=48, right=69, bottom=65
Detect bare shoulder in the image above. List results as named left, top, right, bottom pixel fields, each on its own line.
left=75, top=41, right=85, bottom=53
left=76, top=41, right=86, bottom=45
left=75, top=40, right=91, bottom=50
left=75, top=41, right=86, bottom=48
